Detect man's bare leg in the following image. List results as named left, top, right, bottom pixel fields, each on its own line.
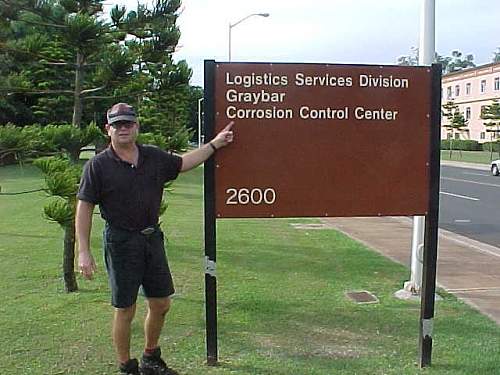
left=113, top=304, right=137, bottom=364
left=144, top=297, right=171, bottom=350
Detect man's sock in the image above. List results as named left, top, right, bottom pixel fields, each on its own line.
left=144, top=346, right=159, bottom=356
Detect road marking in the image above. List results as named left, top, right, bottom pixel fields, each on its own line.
left=440, top=191, right=480, bottom=201
left=442, top=176, right=500, bottom=188
left=462, top=172, right=489, bottom=177
left=454, top=219, right=471, bottom=223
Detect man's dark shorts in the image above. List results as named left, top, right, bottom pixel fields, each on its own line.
left=103, top=224, right=175, bottom=308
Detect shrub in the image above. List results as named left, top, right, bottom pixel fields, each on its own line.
left=137, top=128, right=193, bottom=153
left=0, top=124, right=55, bottom=164
left=137, top=132, right=168, bottom=150
left=481, top=142, right=500, bottom=152
left=42, top=122, right=104, bottom=162
left=441, top=139, right=481, bottom=151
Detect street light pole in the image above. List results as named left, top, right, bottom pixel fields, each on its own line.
left=395, top=0, right=435, bottom=299
left=409, top=0, right=436, bottom=294
left=228, top=13, right=269, bottom=62
left=198, top=97, right=203, bottom=148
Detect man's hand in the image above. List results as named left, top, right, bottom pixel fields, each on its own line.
left=79, top=250, right=97, bottom=280
left=211, top=121, right=234, bottom=149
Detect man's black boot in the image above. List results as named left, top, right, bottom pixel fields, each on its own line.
left=119, top=358, right=140, bottom=375
left=140, top=347, right=179, bottom=375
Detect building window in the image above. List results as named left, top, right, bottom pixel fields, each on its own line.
left=447, top=86, right=452, bottom=99
left=466, top=107, right=471, bottom=120
left=455, top=85, right=460, bottom=96
left=481, top=132, right=486, bottom=140
left=495, top=77, right=500, bottom=91
left=447, top=133, right=452, bottom=140
left=481, top=80, right=487, bottom=93
left=455, top=133, right=460, bottom=140
left=466, top=82, right=471, bottom=95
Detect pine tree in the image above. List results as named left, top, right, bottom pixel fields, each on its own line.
left=442, top=100, right=468, bottom=158
left=481, top=99, right=500, bottom=160
left=0, top=0, right=137, bottom=129
left=0, top=0, right=191, bottom=292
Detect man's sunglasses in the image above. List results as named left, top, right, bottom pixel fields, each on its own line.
left=110, top=122, right=135, bottom=129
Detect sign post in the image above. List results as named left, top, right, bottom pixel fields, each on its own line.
left=419, top=63, right=441, bottom=367
left=203, top=60, right=218, bottom=365
left=203, top=60, right=441, bottom=366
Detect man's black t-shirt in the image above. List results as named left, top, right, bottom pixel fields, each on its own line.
left=77, top=144, right=182, bottom=231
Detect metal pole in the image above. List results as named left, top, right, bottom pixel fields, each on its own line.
left=228, top=23, right=232, bottom=62
left=408, top=0, right=435, bottom=294
left=198, top=98, right=203, bottom=148
left=419, top=0, right=435, bottom=66
left=203, top=60, right=218, bottom=366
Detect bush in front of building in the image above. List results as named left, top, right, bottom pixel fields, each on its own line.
left=441, top=140, right=481, bottom=151
left=481, top=142, right=500, bottom=152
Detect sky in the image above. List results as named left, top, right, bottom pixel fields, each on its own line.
left=114, top=0, right=500, bottom=87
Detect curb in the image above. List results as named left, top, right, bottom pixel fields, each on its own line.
left=441, top=160, right=490, bottom=171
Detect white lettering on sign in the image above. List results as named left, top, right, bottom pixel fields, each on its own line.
left=359, top=74, right=409, bottom=88
left=295, top=73, right=353, bottom=87
left=226, top=89, right=286, bottom=105
left=226, top=106, right=293, bottom=119
left=299, top=106, right=349, bottom=120
left=226, top=72, right=288, bottom=88
left=226, top=188, right=277, bottom=205
left=222, top=68, right=415, bottom=123
left=354, top=107, right=399, bottom=121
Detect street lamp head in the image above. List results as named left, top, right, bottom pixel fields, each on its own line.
left=229, top=12, right=270, bottom=61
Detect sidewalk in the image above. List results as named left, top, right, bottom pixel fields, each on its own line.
left=441, top=159, right=490, bottom=170
left=322, top=216, right=500, bottom=325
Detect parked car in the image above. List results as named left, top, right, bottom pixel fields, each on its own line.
left=491, top=160, right=500, bottom=176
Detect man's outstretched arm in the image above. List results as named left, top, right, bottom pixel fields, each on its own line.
left=180, top=121, right=234, bottom=172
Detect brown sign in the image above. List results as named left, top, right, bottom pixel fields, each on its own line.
left=212, top=63, right=434, bottom=218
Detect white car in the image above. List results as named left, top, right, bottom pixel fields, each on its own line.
left=491, top=160, right=500, bottom=176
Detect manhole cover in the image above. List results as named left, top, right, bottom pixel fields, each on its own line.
left=290, top=223, right=329, bottom=230
left=345, top=291, right=379, bottom=304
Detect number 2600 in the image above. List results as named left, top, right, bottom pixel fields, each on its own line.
left=225, top=188, right=276, bottom=205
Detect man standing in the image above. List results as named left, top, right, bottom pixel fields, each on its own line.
left=76, top=103, right=233, bottom=375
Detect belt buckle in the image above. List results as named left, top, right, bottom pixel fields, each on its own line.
left=140, top=227, right=155, bottom=235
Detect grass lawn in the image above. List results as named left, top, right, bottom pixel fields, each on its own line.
left=440, top=149, right=500, bottom=164
left=1, top=164, right=500, bottom=374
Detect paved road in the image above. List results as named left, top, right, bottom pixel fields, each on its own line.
left=440, top=164, right=500, bottom=247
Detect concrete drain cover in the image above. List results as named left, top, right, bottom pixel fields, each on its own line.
left=345, top=291, right=379, bottom=304
left=291, top=223, right=329, bottom=230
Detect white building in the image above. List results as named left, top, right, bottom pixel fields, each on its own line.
left=441, top=62, right=500, bottom=143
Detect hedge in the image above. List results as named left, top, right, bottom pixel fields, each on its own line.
left=440, top=139, right=481, bottom=151
left=481, top=142, right=500, bottom=152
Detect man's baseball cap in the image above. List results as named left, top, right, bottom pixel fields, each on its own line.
left=107, top=103, right=137, bottom=124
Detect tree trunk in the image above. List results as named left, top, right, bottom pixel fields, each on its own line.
left=63, top=220, right=78, bottom=292
left=72, top=52, right=84, bottom=128
left=68, top=148, right=80, bottom=164
left=491, top=135, right=494, bottom=161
